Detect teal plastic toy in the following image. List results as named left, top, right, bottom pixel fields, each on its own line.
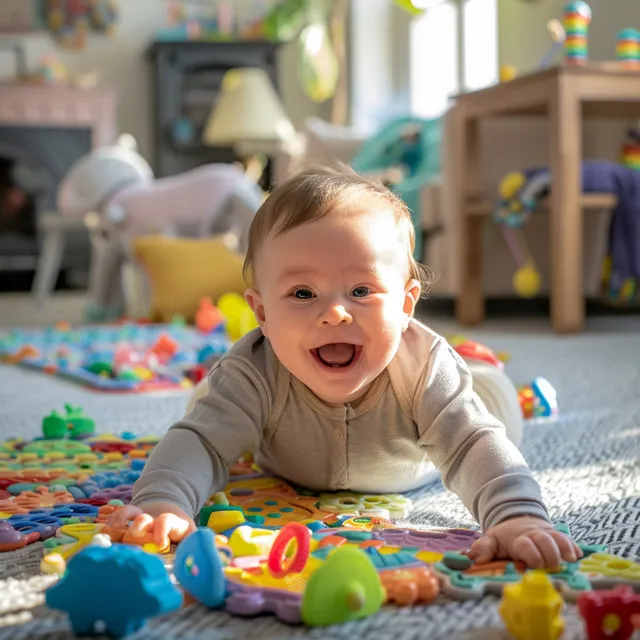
left=351, top=115, right=443, bottom=260
left=301, top=546, right=385, bottom=626
left=46, top=544, right=182, bottom=638
left=173, top=528, right=227, bottom=608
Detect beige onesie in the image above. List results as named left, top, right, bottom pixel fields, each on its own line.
left=132, top=319, right=549, bottom=531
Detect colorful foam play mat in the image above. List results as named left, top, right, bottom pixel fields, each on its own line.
left=1, top=425, right=639, bottom=636
left=0, top=320, right=227, bottom=393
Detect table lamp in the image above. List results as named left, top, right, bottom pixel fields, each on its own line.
left=203, top=67, right=296, bottom=181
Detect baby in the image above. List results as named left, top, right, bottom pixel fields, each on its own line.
left=115, top=164, right=580, bottom=568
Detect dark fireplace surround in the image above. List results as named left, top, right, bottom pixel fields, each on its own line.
left=0, top=84, right=117, bottom=287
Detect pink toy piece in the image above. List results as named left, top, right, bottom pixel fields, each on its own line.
left=225, top=582, right=302, bottom=624
left=231, top=556, right=267, bottom=570
left=375, top=528, right=480, bottom=553
left=267, top=522, right=311, bottom=578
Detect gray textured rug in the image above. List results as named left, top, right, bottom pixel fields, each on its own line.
left=1, top=322, right=639, bottom=639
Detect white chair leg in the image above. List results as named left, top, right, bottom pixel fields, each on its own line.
left=32, top=229, right=65, bottom=308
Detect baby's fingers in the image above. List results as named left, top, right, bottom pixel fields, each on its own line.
left=551, top=531, right=582, bottom=563
left=468, top=534, right=499, bottom=564
left=154, top=513, right=194, bottom=547
left=529, top=530, right=562, bottom=568
left=108, top=504, right=144, bottom=528
left=511, top=535, right=544, bottom=569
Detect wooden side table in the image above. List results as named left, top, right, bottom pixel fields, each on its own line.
left=449, top=65, right=640, bottom=333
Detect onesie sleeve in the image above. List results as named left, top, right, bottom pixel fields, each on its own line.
left=414, top=338, right=550, bottom=531
left=131, top=356, right=269, bottom=518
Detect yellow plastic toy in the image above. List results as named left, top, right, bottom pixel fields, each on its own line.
left=217, top=292, right=258, bottom=342
left=514, top=262, right=542, bottom=298
left=228, top=526, right=279, bottom=557
left=499, top=571, right=565, bottom=640
left=579, top=552, right=640, bottom=582
left=206, top=509, right=245, bottom=534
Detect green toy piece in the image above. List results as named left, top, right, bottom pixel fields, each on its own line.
left=41, top=405, right=95, bottom=441
left=64, top=404, right=96, bottom=439
left=42, top=411, right=68, bottom=440
left=301, top=546, right=384, bottom=627
left=198, top=504, right=244, bottom=527
left=116, top=369, right=143, bottom=382
left=86, top=361, right=113, bottom=377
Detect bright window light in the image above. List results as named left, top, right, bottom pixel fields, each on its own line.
left=410, top=1, right=458, bottom=118
left=464, top=0, right=498, bottom=91
left=410, top=0, right=497, bottom=118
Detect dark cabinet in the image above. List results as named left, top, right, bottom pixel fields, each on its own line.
left=146, top=40, right=281, bottom=179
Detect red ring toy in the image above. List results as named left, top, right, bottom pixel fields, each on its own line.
left=267, top=522, right=311, bottom=578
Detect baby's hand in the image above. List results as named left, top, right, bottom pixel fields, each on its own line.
left=108, top=501, right=196, bottom=548
left=468, top=516, right=583, bottom=569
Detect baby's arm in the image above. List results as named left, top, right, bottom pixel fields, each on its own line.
left=131, top=356, right=268, bottom=519
left=415, top=338, right=547, bottom=530
left=415, top=338, right=581, bottom=567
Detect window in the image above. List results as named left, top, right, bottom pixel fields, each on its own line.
left=410, top=0, right=498, bottom=118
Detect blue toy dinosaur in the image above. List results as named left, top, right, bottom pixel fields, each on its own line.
left=46, top=544, right=182, bottom=638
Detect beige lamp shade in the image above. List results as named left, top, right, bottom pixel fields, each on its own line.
left=203, top=67, right=295, bottom=152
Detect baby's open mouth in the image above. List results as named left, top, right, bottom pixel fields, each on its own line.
left=311, top=343, right=361, bottom=368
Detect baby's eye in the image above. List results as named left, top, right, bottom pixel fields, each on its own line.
left=352, top=286, right=371, bottom=298
left=293, top=288, right=314, bottom=300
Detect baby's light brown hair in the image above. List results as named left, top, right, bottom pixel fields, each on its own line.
left=243, top=163, right=433, bottom=294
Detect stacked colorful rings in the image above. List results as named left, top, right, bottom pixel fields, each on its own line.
left=616, top=28, right=640, bottom=70
left=563, top=1, right=592, bottom=66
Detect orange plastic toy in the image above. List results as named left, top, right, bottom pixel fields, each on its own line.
left=195, top=297, right=224, bottom=333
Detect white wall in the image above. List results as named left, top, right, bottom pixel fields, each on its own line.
left=0, top=0, right=323, bottom=161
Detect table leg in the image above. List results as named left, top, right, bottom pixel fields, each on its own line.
left=549, top=78, right=583, bottom=333
left=454, top=113, right=484, bottom=326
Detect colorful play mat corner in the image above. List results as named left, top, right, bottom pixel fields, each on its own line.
left=0, top=295, right=259, bottom=393
left=1, top=427, right=639, bottom=637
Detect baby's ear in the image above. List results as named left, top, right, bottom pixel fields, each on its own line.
left=245, top=289, right=268, bottom=335
left=403, top=278, right=421, bottom=320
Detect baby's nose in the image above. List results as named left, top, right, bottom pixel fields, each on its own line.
left=319, top=302, right=353, bottom=325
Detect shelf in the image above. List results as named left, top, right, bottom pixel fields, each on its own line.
left=466, top=192, right=618, bottom=217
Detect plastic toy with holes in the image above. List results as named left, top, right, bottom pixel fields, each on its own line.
left=46, top=544, right=182, bottom=638
left=316, top=491, right=413, bottom=519
left=228, top=495, right=329, bottom=526
left=578, top=553, right=640, bottom=591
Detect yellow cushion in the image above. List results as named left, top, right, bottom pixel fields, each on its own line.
left=132, top=235, right=248, bottom=322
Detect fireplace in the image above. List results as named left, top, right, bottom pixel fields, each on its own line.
left=0, top=84, right=117, bottom=291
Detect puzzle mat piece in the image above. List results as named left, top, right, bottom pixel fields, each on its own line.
left=433, top=544, right=640, bottom=602
left=0, top=322, right=228, bottom=392
left=219, top=471, right=416, bottom=521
